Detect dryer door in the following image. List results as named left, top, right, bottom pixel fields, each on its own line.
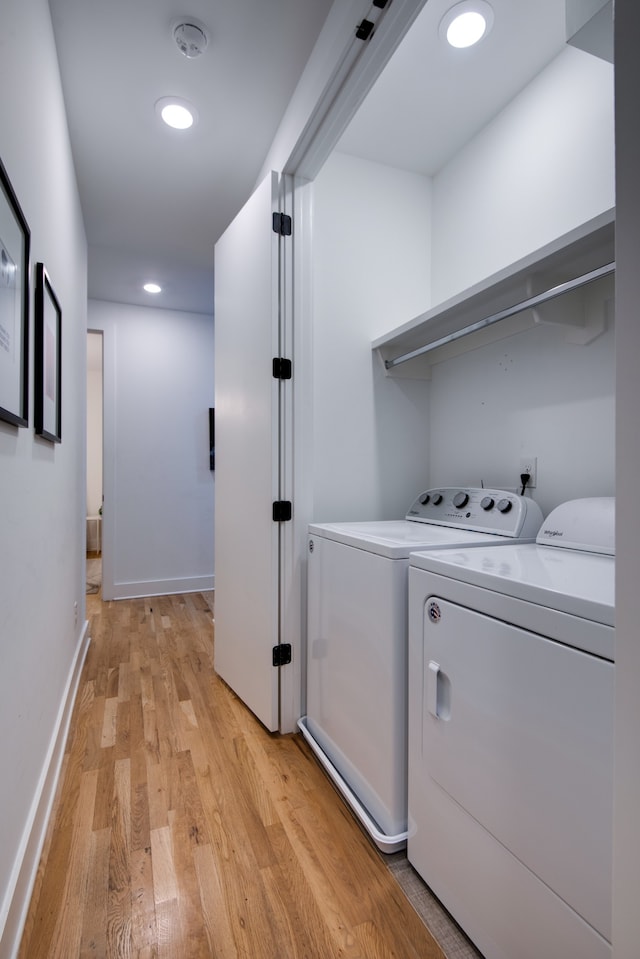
left=422, top=597, right=613, bottom=940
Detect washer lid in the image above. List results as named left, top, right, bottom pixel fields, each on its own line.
left=536, top=497, right=614, bottom=554
left=307, top=519, right=509, bottom=559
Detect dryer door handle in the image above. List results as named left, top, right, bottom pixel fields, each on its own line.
left=427, top=661, right=441, bottom=718
left=427, top=660, right=451, bottom=720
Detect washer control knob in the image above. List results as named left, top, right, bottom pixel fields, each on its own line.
left=452, top=492, right=469, bottom=509
left=420, top=493, right=430, bottom=505
left=481, top=496, right=495, bottom=511
left=432, top=493, right=443, bottom=505
left=497, top=498, right=512, bottom=514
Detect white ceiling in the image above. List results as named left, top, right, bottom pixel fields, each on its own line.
left=50, top=0, right=587, bottom=317
left=48, top=0, right=334, bottom=315
left=337, top=0, right=568, bottom=176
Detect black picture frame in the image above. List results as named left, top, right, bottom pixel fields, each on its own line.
left=34, top=263, right=62, bottom=443
left=0, top=157, right=30, bottom=427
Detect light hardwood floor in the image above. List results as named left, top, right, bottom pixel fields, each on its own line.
left=18, top=591, right=447, bottom=958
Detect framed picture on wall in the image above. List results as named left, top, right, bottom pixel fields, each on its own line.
left=0, top=156, right=31, bottom=427
left=34, top=263, right=62, bottom=443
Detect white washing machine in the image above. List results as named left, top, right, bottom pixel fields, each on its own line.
left=298, top=487, right=543, bottom=852
left=407, top=497, right=615, bottom=959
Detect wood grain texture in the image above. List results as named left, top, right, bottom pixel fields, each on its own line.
left=18, top=592, right=446, bottom=959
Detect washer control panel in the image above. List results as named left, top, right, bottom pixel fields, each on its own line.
left=406, top=487, right=543, bottom=538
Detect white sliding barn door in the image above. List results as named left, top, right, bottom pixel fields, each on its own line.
left=214, top=171, right=291, bottom=731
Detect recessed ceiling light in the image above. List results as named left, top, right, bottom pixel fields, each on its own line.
left=155, top=96, right=198, bottom=130
left=144, top=282, right=162, bottom=294
left=440, top=1, right=494, bottom=48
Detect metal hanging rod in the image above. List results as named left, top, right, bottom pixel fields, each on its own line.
left=384, top=260, right=616, bottom=371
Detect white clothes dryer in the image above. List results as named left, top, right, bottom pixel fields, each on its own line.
left=407, top=497, right=615, bottom=959
left=299, top=487, right=543, bottom=852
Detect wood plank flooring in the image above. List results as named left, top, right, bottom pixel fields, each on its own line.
left=18, top=591, right=447, bottom=959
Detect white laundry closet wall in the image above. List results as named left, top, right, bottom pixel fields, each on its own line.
left=431, top=45, right=614, bottom=305
left=312, top=40, right=615, bottom=522
left=311, top=152, right=432, bottom=522
left=427, top=44, right=615, bottom=514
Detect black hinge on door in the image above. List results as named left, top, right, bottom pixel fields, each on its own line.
left=272, top=212, right=292, bottom=236
left=373, top=0, right=389, bottom=8
left=355, top=18, right=375, bottom=41
left=272, top=357, right=292, bottom=380
left=272, top=501, right=292, bottom=522
left=272, top=643, right=292, bottom=667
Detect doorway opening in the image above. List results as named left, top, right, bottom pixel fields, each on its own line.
left=86, top=330, right=103, bottom=594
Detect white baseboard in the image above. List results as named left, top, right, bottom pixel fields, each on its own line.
left=0, top=620, right=91, bottom=959
left=112, top=574, right=214, bottom=600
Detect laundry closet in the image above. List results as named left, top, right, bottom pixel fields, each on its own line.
left=310, top=0, right=614, bottom=526
left=300, top=7, right=615, bottom=950
left=213, top=0, right=615, bottom=734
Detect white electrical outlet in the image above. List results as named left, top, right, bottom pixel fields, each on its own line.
left=519, top=455, right=537, bottom=489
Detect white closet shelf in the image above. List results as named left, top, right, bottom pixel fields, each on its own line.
left=372, top=208, right=615, bottom=377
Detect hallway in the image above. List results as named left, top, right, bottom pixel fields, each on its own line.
left=18, top=592, right=447, bottom=958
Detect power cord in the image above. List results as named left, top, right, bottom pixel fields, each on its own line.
left=520, top=472, right=531, bottom=496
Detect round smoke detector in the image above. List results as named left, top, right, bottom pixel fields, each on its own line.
left=173, top=20, right=208, bottom=59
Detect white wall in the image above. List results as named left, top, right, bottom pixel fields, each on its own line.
left=311, top=152, right=432, bottom=521
left=312, top=42, right=615, bottom=523
left=0, top=0, right=88, bottom=953
left=425, top=43, right=615, bottom=517
left=431, top=45, right=615, bottom=305
left=613, top=2, right=640, bottom=955
left=428, top=290, right=615, bottom=517
left=88, top=300, right=214, bottom=599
